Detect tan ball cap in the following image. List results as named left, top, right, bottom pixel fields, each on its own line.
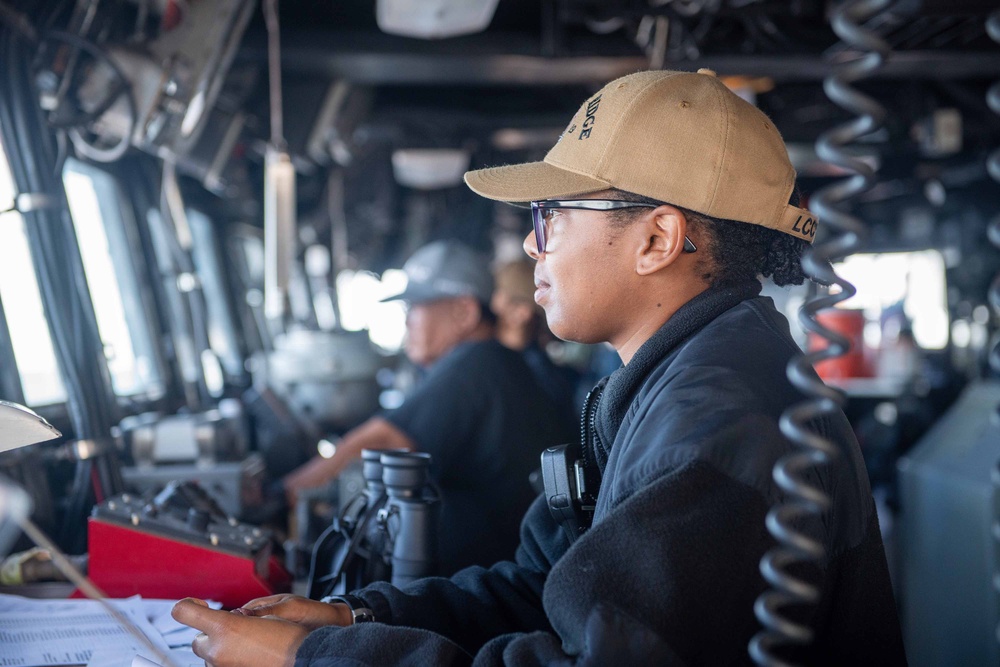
left=465, top=69, right=817, bottom=243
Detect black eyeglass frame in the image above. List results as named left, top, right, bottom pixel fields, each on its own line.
left=529, top=199, right=697, bottom=254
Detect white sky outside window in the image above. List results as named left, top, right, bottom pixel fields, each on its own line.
left=188, top=209, right=242, bottom=379
left=833, top=250, right=949, bottom=350
left=336, top=269, right=407, bottom=352
left=63, top=167, right=146, bottom=395
left=0, top=134, right=68, bottom=405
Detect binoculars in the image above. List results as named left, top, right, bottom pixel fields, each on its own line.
left=308, top=449, right=440, bottom=598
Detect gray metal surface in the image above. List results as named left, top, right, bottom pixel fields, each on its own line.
left=898, top=380, right=1000, bottom=667
left=261, top=329, right=382, bottom=430
left=122, top=455, right=264, bottom=519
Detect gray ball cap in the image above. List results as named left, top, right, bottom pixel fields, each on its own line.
left=380, top=240, right=494, bottom=305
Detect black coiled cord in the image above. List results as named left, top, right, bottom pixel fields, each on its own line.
left=749, top=1, right=891, bottom=664
left=987, top=11, right=1000, bottom=375
left=985, top=8, right=1000, bottom=651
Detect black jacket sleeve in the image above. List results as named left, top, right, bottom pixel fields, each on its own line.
left=296, top=362, right=904, bottom=666
left=296, top=496, right=567, bottom=661
left=295, top=462, right=774, bottom=666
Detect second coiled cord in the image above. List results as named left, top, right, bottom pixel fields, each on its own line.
left=749, top=1, right=891, bottom=664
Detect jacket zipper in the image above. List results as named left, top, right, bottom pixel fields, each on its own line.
left=579, top=386, right=598, bottom=467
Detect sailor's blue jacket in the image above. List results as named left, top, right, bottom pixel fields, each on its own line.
left=297, top=282, right=907, bottom=666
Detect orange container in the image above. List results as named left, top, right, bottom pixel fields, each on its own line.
left=809, top=308, right=872, bottom=380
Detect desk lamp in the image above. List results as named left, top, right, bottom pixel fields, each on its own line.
left=0, top=400, right=60, bottom=554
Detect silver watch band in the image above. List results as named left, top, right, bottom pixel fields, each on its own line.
left=320, top=594, right=376, bottom=624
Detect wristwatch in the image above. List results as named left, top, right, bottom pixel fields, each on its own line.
left=320, top=594, right=376, bottom=624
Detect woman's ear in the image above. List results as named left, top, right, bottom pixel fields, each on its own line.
left=635, top=205, right=689, bottom=276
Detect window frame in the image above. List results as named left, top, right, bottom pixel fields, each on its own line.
left=0, top=134, right=68, bottom=408
left=0, top=291, right=27, bottom=405
left=186, top=208, right=248, bottom=384
left=63, top=157, right=169, bottom=404
left=227, top=224, right=273, bottom=355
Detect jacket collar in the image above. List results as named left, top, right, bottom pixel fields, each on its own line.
left=591, top=281, right=763, bottom=468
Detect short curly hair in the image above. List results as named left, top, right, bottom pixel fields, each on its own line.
left=605, top=188, right=809, bottom=287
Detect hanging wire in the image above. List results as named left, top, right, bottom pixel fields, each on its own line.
left=748, top=1, right=891, bottom=664
left=0, top=23, right=122, bottom=551
left=42, top=29, right=137, bottom=163
left=263, top=0, right=284, bottom=150
left=984, top=8, right=1000, bottom=652
left=51, top=0, right=101, bottom=116
left=157, top=160, right=214, bottom=410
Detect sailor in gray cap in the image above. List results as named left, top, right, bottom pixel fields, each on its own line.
left=283, top=238, right=574, bottom=576
left=380, top=240, right=495, bottom=367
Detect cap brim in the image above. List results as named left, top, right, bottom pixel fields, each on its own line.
left=464, top=160, right=611, bottom=205
left=378, top=284, right=443, bottom=304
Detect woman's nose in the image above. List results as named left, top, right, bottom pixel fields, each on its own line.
left=523, top=230, right=540, bottom=260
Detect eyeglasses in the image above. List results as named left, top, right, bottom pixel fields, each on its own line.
left=529, top=199, right=697, bottom=255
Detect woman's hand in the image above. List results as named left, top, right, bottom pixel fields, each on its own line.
left=235, top=594, right=352, bottom=630
left=171, top=598, right=313, bottom=667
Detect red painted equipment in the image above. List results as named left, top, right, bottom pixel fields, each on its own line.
left=82, top=482, right=290, bottom=609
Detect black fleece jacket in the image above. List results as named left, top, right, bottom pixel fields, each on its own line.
left=296, top=282, right=907, bottom=666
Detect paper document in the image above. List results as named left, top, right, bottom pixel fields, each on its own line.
left=86, top=647, right=201, bottom=667
left=0, top=594, right=214, bottom=667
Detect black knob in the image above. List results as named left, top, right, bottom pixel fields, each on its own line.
left=187, top=508, right=211, bottom=533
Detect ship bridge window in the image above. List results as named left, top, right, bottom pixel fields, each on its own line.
left=63, top=158, right=163, bottom=399
left=336, top=269, right=408, bottom=353
left=0, top=136, right=68, bottom=406
left=834, top=249, right=949, bottom=351
left=227, top=228, right=269, bottom=353
left=187, top=208, right=243, bottom=380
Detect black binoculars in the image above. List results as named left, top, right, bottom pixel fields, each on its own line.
left=308, top=449, right=440, bottom=598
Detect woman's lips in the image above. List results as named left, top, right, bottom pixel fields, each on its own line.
left=534, top=281, right=550, bottom=304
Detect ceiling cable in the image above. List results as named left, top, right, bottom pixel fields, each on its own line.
left=264, top=0, right=285, bottom=151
